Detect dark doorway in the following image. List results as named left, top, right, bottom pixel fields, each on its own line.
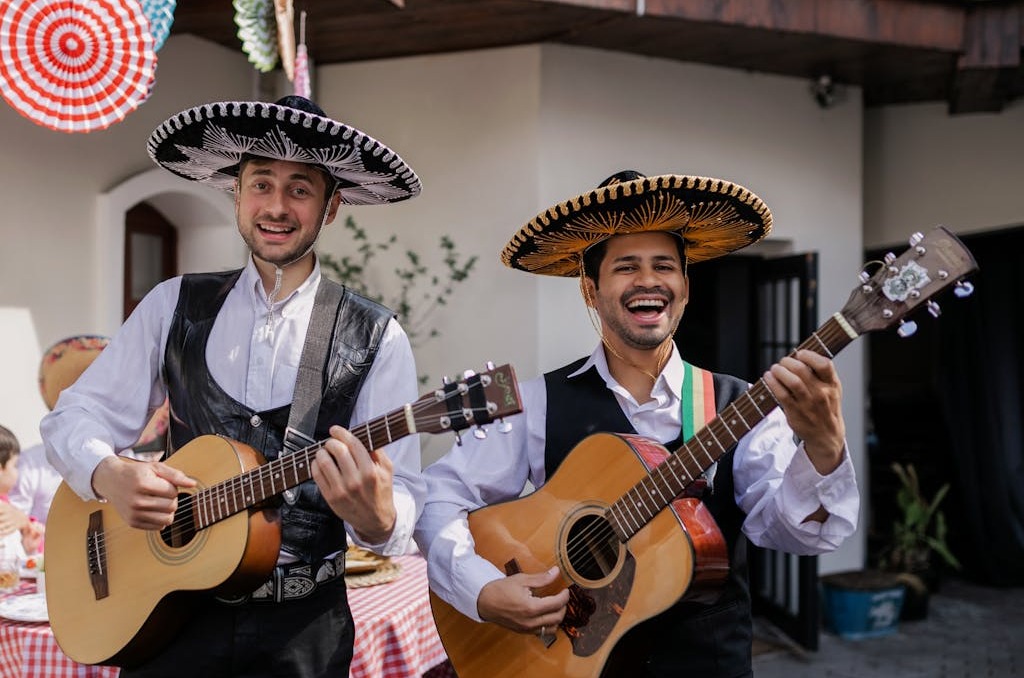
left=866, top=225, right=1024, bottom=586
left=675, top=250, right=821, bottom=650
left=124, top=202, right=178, bottom=320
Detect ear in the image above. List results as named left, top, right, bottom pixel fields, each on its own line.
left=580, top=275, right=598, bottom=308
left=323, top=190, right=342, bottom=226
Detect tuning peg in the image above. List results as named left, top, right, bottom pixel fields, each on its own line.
left=453, top=430, right=463, bottom=446
left=897, top=319, right=918, bottom=338
left=463, top=369, right=477, bottom=379
left=908, top=232, right=924, bottom=247
left=473, top=427, right=488, bottom=440
left=485, top=360, right=496, bottom=370
left=954, top=280, right=975, bottom=298
left=884, top=252, right=896, bottom=265
left=497, top=420, right=513, bottom=433
left=926, top=300, right=941, bottom=318
left=442, top=375, right=452, bottom=385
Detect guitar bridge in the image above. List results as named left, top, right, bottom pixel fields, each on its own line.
left=86, top=510, right=110, bottom=600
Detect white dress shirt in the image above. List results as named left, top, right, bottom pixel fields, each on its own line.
left=414, top=343, right=859, bottom=621
left=8, top=443, right=62, bottom=524
left=42, top=258, right=425, bottom=556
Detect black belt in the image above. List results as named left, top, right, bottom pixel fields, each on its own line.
left=216, top=553, right=347, bottom=605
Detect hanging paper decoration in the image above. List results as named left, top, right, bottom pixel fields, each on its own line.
left=274, top=0, right=295, bottom=82
left=233, top=0, right=277, bottom=73
left=141, top=0, right=176, bottom=51
left=293, top=11, right=311, bottom=98
left=0, top=0, right=157, bottom=133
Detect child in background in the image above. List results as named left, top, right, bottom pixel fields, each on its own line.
left=0, top=425, right=44, bottom=561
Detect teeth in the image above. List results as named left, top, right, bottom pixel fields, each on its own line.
left=628, top=299, right=665, bottom=310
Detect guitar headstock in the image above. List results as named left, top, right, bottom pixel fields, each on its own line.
left=841, top=226, right=978, bottom=336
left=414, top=363, right=522, bottom=440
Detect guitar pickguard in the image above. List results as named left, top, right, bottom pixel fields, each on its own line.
left=564, top=551, right=635, bottom=657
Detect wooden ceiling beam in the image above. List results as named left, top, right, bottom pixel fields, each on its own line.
left=535, top=0, right=966, bottom=51
left=950, top=5, right=1022, bottom=113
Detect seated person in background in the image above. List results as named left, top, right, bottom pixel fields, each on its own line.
left=0, top=425, right=44, bottom=558
left=9, top=336, right=172, bottom=526
left=8, top=335, right=110, bottom=525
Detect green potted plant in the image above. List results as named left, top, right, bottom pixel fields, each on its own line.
left=878, top=462, right=961, bottom=620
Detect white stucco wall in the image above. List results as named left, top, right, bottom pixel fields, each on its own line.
left=864, top=101, right=1024, bottom=248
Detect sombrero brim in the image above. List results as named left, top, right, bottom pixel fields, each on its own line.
left=501, top=174, right=773, bottom=276
left=146, top=100, right=421, bottom=206
left=38, top=335, right=110, bottom=410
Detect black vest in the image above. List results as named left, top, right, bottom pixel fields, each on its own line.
left=544, top=358, right=754, bottom=678
left=164, top=270, right=393, bottom=564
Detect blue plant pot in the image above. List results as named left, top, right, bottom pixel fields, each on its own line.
left=821, top=570, right=906, bottom=640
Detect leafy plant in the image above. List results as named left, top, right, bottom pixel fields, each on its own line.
left=319, top=215, right=477, bottom=381
left=881, top=462, right=960, bottom=573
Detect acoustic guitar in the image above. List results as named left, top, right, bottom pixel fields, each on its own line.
left=45, top=363, right=522, bottom=667
left=430, top=227, right=979, bottom=678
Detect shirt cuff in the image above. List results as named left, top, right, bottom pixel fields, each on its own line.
left=348, top=488, right=417, bottom=556
left=781, top=444, right=859, bottom=535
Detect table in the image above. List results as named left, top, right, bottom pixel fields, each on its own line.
left=0, top=580, right=116, bottom=678
left=348, top=555, right=450, bottom=678
left=0, top=556, right=448, bottom=678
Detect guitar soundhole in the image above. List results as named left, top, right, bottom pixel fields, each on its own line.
left=565, top=514, right=621, bottom=583
left=159, top=493, right=198, bottom=548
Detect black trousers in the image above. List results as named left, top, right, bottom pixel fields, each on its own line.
left=122, top=578, right=354, bottom=678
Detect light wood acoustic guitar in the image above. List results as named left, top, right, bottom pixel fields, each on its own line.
left=45, top=363, right=522, bottom=667
left=430, top=227, right=979, bottom=678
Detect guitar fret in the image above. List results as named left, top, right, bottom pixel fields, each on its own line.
left=731, top=404, right=751, bottom=430
left=811, top=331, right=834, bottom=358
left=384, top=413, right=393, bottom=443
left=745, top=388, right=766, bottom=416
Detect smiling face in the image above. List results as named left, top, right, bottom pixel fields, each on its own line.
left=235, top=157, right=340, bottom=268
left=584, top=231, right=689, bottom=352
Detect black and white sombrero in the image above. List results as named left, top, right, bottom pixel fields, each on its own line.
left=147, top=95, right=420, bottom=205
left=501, top=170, right=773, bottom=277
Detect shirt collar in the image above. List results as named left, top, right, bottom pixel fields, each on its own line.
left=242, top=256, right=322, bottom=309
left=568, top=342, right=687, bottom=401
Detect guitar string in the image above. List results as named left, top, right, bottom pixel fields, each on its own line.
left=91, top=394, right=501, bottom=546
left=558, top=321, right=849, bottom=577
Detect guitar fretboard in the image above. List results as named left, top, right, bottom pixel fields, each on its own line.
left=190, top=407, right=413, bottom=530
left=607, top=313, right=858, bottom=541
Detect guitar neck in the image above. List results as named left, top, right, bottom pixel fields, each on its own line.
left=609, top=313, right=859, bottom=541
left=190, top=407, right=412, bottom=530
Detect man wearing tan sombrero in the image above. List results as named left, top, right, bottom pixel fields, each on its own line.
left=42, top=96, right=425, bottom=677
left=416, top=170, right=859, bottom=677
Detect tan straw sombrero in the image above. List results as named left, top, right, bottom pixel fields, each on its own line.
left=501, top=170, right=773, bottom=276
left=38, top=335, right=110, bottom=410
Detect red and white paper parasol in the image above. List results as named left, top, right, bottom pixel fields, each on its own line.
left=0, top=0, right=156, bottom=133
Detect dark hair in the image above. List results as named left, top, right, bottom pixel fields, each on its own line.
left=0, top=425, right=19, bottom=467
left=581, top=233, right=687, bottom=288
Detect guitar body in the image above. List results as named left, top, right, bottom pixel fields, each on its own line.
left=431, top=432, right=729, bottom=678
left=45, top=435, right=282, bottom=667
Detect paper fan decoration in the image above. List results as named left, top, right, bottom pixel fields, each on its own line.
left=234, top=0, right=277, bottom=73
left=141, top=0, right=176, bottom=52
left=274, top=0, right=294, bottom=81
left=0, top=0, right=156, bottom=133
left=293, top=10, right=310, bottom=98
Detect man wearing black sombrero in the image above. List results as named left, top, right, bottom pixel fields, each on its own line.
left=43, top=96, right=425, bottom=676
left=416, top=171, right=859, bottom=677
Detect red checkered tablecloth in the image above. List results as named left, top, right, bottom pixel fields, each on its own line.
left=348, top=555, right=449, bottom=678
left=0, top=558, right=448, bottom=678
left=0, top=582, right=117, bottom=678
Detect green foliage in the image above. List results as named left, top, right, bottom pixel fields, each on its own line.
left=319, top=215, right=477, bottom=382
left=882, top=462, right=961, bottom=573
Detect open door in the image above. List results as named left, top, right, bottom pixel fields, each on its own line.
left=675, top=250, right=820, bottom=651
